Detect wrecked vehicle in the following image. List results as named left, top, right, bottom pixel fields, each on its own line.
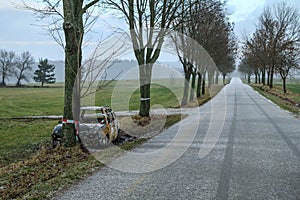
left=52, top=106, right=120, bottom=149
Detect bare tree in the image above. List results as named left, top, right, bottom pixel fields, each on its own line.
left=0, top=50, right=16, bottom=86
left=277, top=44, right=299, bottom=93
left=107, top=0, right=182, bottom=116
left=242, top=2, right=300, bottom=92
left=14, top=51, right=34, bottom=86
left=20, top=0, right=103, bottom=147
left=258, top=2, right=300, bottom=88
left=172, top=0, right=235, bottom=104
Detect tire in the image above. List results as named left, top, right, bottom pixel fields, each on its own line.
left=52, top=138, right=58, bottom=148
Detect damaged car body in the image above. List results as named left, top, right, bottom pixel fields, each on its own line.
left=52, top=106, right=120, bottom=149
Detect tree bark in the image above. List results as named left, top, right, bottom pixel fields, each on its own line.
left=202, top=75, right=206, bottom=95
left=139, top=64, right=153, bottom=116
left=255, top=72, right=258, bottom=84
left=248, top=73, right=251, bottom=84
left=223, top=74, right=226, bottom=85
left=196, top=73, right=202, bottom=98
left=1, top=71, right=6, bottom=86
left=261, top=68, right=266, bottom=85
left=62, top=0, right=84, bottom=147
left=215, top=71, right=219, bottom=84
left=283, top=77, right=287, bottom=94
left=189, top=69, right=196, bottom=101
left=267, top=66, right=270, bottom=86
left=269, top=65, right=274, bottom=88
left=181, top=62, right=191, bottom=106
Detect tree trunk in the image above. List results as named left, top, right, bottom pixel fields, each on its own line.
left=261, top=68, right=266, bottom=85
left=207, top=70, right=213, bottom=88
left=196, top=73, right=202, bottom=98
left=283, top=77, right=287, bottom=94
left=139, top=64, right=152, bottom=117
left=63, top=52, right=79, bottom=147
left=267, top=66, right=270, bottom=86
left=223, top=74, right=226, bottom=85
left=255, top=73, right=258, bottom=84
left=215, top=71, right=219, bottom=85
left=189, top=70, right=196, bottom=101
left=202, top=75, right=206, bottom=95
left=269, top=65, right=274, bottom=88
left=248, top=73, right=251, bottom=84
left=62, top=0, right=84, bottom=147
left=1, top=72, right=6, bottom=86
left=181, top=60, right=191, bottom=106
left=16, top=79, right=21, bottom=86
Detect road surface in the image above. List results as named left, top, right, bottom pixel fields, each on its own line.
left=54, top=77, right=300, bottom=200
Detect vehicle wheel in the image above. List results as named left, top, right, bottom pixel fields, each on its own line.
left=100, top=137, right=110, bottom=146
left=52, top=138, right=58, bottom=148
left=112, top=129, right=121, bottom=144
left=52, top=137, right=62, bottom=148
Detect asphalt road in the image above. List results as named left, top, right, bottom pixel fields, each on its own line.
left=54, top=77, right=300, bottom=200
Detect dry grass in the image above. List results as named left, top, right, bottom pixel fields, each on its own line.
left=251, top=84, right=300, bottom=115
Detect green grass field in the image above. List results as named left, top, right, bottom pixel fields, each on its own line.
left=0, top=87, right=64, bottom=117
left=0, top=119, right=58, bottom=167
left=0, top=79, right=184, bottom=118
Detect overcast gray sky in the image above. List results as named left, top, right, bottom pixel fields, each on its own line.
left=0, top=0, right=299, bottom=61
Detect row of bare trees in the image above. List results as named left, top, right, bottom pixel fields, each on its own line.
left=173, top=0, right=236, bottom=106
left=0, top=49, right=34, bottom=86
left=239, top=2, right=300, bottom=93
left=22, top=0, right=236, bottom=147
left=0, top=49, right=56, bottom=87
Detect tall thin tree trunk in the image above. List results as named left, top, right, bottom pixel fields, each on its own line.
left=269, top=65, right=274, bottom=88
left=189, top=70, right=196, bottom=101
left=267, top=73, right=270, bottom=86
left=62, top=0, right=84, bottom=147
left=215, top=71, right=219, bottom=84
left=283, top=77, right=287, bottom=94
left=139, top=64, right=152, bottom=116
left=262, top=68, right=266, bottom=85
left=223, top=74, right=226, bottom=85
left=248, top=73, right=251, bottom=84
left=1, top=72, right=6, bottom=86
left=207, top=70, right=213, bottom=88
left=181, top=60, right=191, bottom=106
left=255, top=73, right=258, bottom=84
left=196, top=73, right=202, bottom=98
left=202, top=75, right=206, bottom=95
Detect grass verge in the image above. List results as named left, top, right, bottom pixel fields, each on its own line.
left=251, top=84, right=300, bottom=115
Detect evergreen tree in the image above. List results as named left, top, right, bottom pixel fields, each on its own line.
left=34, top=58, right=56, bottom=87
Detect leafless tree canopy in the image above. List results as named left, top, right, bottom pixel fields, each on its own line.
left=106, top=0, right=182, bottom=116
left=0, top=50, right=16, bottom=86
left=14, top=51, right=35, bottom=86
left=240, top=2, right=300, bottom=93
